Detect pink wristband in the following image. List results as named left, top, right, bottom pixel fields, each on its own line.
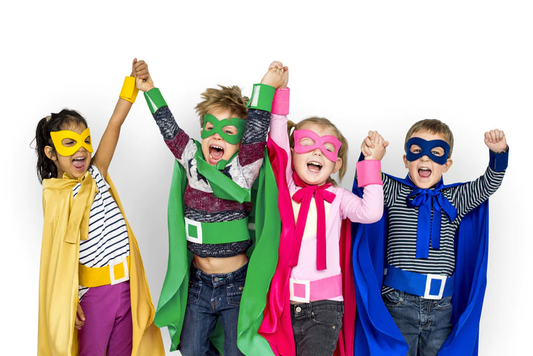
left=357, top=160, right=383, bottom=187
left=271, top=88, right=290, bottom=115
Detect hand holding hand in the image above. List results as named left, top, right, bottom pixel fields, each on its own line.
left=361, top=130, right=389, bottom=161
left=261, top=61, right=288, bottom=89
left=484, top=129, right=507, bottom=153
left=131, top=58, right=155, bottom=92
left=74, top=303, right=85, bottom=330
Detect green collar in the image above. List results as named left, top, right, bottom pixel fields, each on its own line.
left=194, top=141, right=251, bottom=203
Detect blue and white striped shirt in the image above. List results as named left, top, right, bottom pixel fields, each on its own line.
left=77, top=166, right=130, bottom=298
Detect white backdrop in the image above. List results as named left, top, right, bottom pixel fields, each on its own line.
left=1, top=0, right=531, bottom=354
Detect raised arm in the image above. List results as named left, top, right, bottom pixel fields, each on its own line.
left=92, top=59, right=143, bottom=177
left=132, top=60, right=193, bottom=165
left=234, top=62, right=286, bottom=186
left=344, top=133, right=386, bottom=222
left=451, top=129, right=508, bottom=216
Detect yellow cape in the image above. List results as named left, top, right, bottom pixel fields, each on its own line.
left=38, top=171, right=165, bottom=355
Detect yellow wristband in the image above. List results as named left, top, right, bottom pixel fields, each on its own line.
left=119, top=76, right=139, bottom=103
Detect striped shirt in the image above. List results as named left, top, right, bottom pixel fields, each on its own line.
left=382, top=165, right=505, bottom=294
left=77, top=166, right=130, bottom=298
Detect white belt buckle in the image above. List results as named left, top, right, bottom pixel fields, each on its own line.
left=290, top=278, right=310, bottom=303
left=424, top=274, right=447, bottom=300
left=185, top=218, right=203, bottom=244
left=109, top=256, right=129, bottom=285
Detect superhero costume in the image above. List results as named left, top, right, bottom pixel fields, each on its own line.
left=351, top=148, right=508, bottom=356
left=154, top=150, right=281, bottom=355
left=259, top=108, right=384, bottom=356
left=38, top=171, right=164, bottom=356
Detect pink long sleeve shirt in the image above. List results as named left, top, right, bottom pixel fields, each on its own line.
left=269, top=114, right=384, bottom=301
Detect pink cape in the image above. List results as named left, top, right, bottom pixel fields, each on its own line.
left=258, top=138, right=355, bottom=356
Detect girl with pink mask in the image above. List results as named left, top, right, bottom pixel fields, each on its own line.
left=259, top=62, right=387, bottom=356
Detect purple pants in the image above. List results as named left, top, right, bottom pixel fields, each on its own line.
left=78, top=281, right=132, bottom=356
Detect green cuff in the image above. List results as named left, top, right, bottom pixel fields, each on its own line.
left=247, top=83, right=276, bottom=112
left=144, top=88, right=168, bottom=114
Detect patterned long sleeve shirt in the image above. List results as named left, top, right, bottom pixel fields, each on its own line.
left=152, top=93, right=270, bottom=257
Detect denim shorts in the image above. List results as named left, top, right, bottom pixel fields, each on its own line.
left=383, top=289, right=453, bottom=356
left=179, top=263, right=247, bottom=356
left=291, top=300, right=344, bottom=356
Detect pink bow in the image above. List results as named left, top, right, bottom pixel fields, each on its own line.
left=291, top=172, right=336, bottom=270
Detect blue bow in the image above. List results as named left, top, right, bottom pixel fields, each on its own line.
left=406, top=179, right=458, bottom=259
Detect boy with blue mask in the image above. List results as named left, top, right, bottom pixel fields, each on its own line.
left=354, top=119, right=508, bottom=356
left=135, top=61, right=287, bottom=355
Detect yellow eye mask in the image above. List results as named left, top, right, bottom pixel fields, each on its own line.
left=50, top=128, right=94, bottom=156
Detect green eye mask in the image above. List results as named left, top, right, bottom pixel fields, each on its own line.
left=200, top=114, right=246, bottom=145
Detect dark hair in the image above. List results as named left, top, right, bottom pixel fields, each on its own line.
left=35, top=109, right=89, bottom=183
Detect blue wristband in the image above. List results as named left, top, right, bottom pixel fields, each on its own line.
left=489, top=146, right=509, bottom=172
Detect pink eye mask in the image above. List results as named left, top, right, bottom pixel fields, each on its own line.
left=293, top=129, right=342, bottom=162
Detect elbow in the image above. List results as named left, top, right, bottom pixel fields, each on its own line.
left=369, top=205, right=383, bottom=224
left=366, top=205, right=384, bottom=224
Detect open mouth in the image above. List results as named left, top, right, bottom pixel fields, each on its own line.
left=72, top=156, right=86, bottom=170
left=209, top=145, right=225, bottom=162
left=418, top=167, right=432, bottom=179
left=307, top=161, right=323, bottom=173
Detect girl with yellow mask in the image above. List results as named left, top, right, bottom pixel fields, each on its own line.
left=33, top=59, right=164, bottom=356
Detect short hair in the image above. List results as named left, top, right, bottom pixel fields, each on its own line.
left=194, top=85, right=249, bottom=127
left=287, top=116, right=348, bottom=186
left=404, top=119, right=454, bottom=157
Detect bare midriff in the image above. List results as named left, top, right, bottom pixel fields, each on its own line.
left=193, top=253, right=248, bottom=274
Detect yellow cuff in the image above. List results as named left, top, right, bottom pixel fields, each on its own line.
left=119, top=76, right=139, bottom=103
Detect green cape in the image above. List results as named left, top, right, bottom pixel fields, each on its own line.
left=154, top=147, right=280, bottom=355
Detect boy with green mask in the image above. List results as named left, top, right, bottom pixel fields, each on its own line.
left=135, top=60, right=287, bottom=356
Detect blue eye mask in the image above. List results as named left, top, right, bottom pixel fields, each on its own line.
left=405, top=137, right=450, bottom=165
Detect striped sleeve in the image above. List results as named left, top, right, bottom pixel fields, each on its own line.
left=449, top=166, right=506, bottom=218
left=382, top=173, right=404, bottom=207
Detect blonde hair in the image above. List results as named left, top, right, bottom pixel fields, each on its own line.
left=405, top=119, right=454, bottom=158
left=288, top=117, right=348, bottom=186
left=194, top=85, right=249, bottom=127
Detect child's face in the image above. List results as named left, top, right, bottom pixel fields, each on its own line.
left=291, top=123, right=342, bottom=186
left=45, top=122, right=92, bottom=179
left=200, top=108, right=242, bottom=166
left=403, top=130, right=453, bottom=189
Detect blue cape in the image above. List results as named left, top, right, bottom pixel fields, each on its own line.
left=351, top=174, right=489, bottom=356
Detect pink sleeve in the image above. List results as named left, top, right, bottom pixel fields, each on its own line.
left=339, top=185, right=384, bottom=223
left=270, top=113, right=295, bottom=188
left=356, top=160, right=383, bottom=186
left=271, top=88, right=290, bottom=115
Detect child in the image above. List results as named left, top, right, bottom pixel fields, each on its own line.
left=35, top=59, right=164, bottom=356
left=259, top=61, right=386, bottom=356
left=353, top=120, right=508, bottom=356
left=134, top=61, right=286, bottom=355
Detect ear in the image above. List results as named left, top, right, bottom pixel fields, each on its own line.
left=44, top=146, right=56, bottom=161
left=442, top=158, right=453, bottom=173
left=333, top=157, right=343, bottom=174
left=403, top=154, right=408, bottom=168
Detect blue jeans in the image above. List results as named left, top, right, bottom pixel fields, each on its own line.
left=179, top=263, right=247, bottom=356
left=383, top=289, right=453, bottom=356
left=291, top=300, right=344, bottom=356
